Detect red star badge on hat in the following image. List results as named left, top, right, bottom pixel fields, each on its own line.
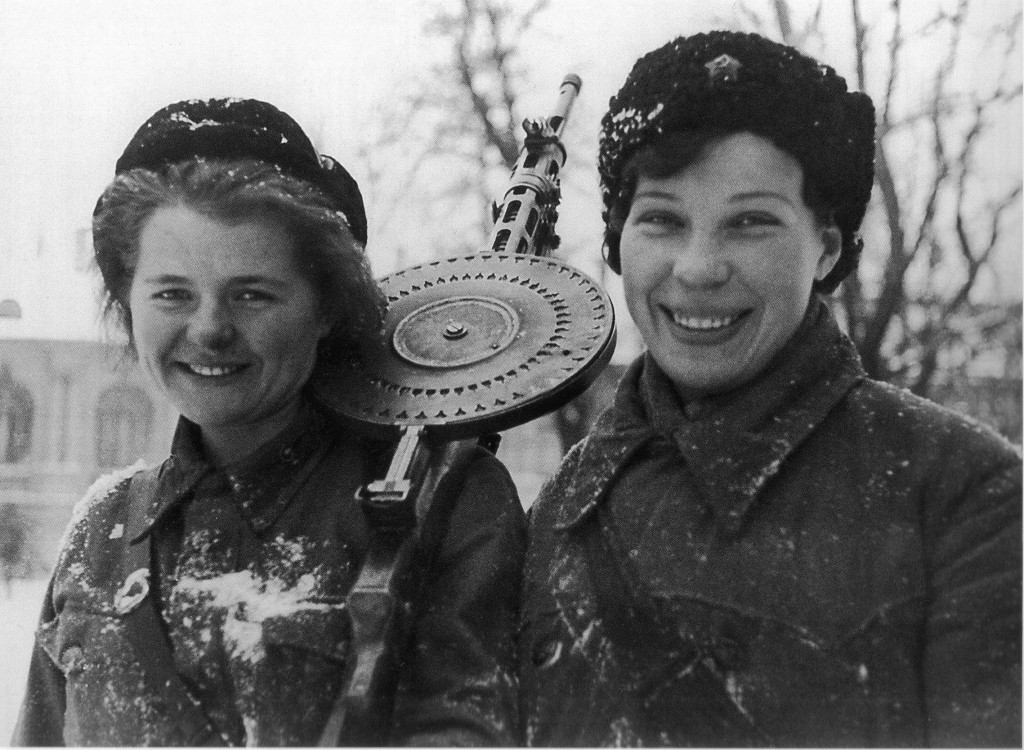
left=705, top=53, right=741, bottom=84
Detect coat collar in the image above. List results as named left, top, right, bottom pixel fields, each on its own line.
left=553, top=299, right=866, bottom=536
left=135, top=402, right=334, bottom=539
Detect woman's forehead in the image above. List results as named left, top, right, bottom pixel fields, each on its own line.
left=637, top=132, right=804, bottom=199
left=136, top=204, right=301, bottom=277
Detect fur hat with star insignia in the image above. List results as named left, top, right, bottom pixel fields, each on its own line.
left=599, top=30, right=876, bottom=292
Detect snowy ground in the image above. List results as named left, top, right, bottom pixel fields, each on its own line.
left=0, top=576, right=46, bottom=746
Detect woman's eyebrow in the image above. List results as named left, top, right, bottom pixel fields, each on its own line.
left=632, top=188, right=678, bottom=201
left=230, top=275, right=289, bottom=288
left=730, top=190, right=795, bottom=206
left=138, top=273, right=191, bottom=284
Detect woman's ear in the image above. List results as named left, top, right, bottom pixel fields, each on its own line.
left=815, top=226, right=842, bottom=282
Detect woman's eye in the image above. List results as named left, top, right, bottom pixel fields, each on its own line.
left=152, top=289, right=190, bottom=303
left=634, top=211, right=682, bottom=229
left=235, top=289, right=275, bottom=304
left=730, top=213, right=781, bottom=230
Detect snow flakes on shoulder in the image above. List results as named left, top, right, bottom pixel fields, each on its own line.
left=59, top=461, right=149, bottom=552
left=608, top=716, right=642, bottom=747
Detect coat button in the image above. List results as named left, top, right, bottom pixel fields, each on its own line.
left=532, top=638, right=563, bottom=669
left=711, top=637, right=747, bottom=671
left=61, top=645, right=84, bottom=672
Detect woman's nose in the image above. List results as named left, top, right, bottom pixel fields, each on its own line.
left=190, top=300, right=236, bottom=350
left=670, top=238, right=730, bottom=287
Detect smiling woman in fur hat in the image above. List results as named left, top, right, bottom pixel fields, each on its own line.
left=518, top=32, right=1021, bottom=747
left=13, top=99, right=525, bottom=747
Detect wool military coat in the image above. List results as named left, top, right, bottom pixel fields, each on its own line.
left=519, top=300, right=1021, bottom=747
left=14, top=404, right=525, bottom=746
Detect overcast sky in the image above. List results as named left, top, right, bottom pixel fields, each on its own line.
left=0, top=0, right=1019, bottom=344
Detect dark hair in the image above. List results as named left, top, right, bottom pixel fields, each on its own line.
left=93, top=158, right=386, bottom=355
left=604, top=130, right=862, bottom=293
left=599, top=31, right=875, bottom=294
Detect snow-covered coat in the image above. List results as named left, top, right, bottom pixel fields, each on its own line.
left=519, top=300, right=1021, bottom=747
left=14, top=404, right=525, bottom=746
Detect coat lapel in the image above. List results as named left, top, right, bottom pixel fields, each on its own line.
left=550, top=359, right=657, bottom=531
left=551, top=300, right=865, bottom=536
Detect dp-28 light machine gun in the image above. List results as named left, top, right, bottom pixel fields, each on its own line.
left=310, top=74, right=616, bottom=745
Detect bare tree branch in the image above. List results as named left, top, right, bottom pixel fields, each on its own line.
left=879, top=0, right=902, bottom=133
left=481, top=2, right=522, bottom=164
left=774, top=0, right=794, bottom=42
left=514, top=0, right=549, bottom=41
left=452, top=1, right=520, bottom=167
left=734, top=2, right=768, bottom=32
left=852, top=0, right=915, bottom=376
left=850, top=0, right=867, bottom=90
left=882, top=85, right=1023, bottom=134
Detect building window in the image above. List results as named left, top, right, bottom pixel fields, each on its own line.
left=0, top=365, right=33, bottom=463
left=96, top=385, right=153, bottom=468
left=0, top=299, right=22, bottom=319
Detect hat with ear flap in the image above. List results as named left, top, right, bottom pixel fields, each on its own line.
left=109, top=97, right=368, bottom=245
left=599, top=31, right=876, bottom=288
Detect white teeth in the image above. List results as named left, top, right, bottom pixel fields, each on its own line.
left=187, top=364, right=241, bottom=377
left=671, top=313, right=739, bottom=330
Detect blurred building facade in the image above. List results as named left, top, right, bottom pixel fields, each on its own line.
left=0, top=339, right=176, bottom=571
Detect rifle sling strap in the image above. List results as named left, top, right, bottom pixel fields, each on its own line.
left=119, top=467, right=223, bottom=747
left=321, top=435, right=495, bottom=746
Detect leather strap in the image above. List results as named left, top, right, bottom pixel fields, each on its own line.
left=118, top=467, right=224, bottom=746
left=319, top=434, right=497, bottom=746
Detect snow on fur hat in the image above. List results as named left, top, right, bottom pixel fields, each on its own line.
left=600, top=31, right=875, bottom=287
left=109, top=97, right=367, bottom=245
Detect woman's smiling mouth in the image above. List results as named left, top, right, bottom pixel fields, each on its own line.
left=665, top=308, right=748, bottom=333
left=180, top=362, right=248, bottom=377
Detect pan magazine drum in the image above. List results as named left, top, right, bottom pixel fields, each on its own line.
left=310, top=252, right=615, bottom=440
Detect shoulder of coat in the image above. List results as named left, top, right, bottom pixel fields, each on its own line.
left=528, top=433, right=594, bottom=524
left=848, top=378, right=1020, bottom=460
left=58, top=460, right=152, bottom=554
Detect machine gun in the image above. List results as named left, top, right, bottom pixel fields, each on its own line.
left=311, top=74, right=615, bottom=745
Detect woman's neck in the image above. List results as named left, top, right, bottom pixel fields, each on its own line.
left=199, top=398, right=307, bottom=467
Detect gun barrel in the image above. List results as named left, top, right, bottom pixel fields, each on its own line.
left=549, top=73, right=582, bottom=136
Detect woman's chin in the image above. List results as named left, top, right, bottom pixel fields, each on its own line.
left=647, top=331, right=751, bottom=396
left=665, top=368, right=738, bottom=401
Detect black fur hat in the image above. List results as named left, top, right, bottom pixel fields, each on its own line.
left=600, top=31, right=875, bottom=288
left=111, top=97, right=367, bottom=244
